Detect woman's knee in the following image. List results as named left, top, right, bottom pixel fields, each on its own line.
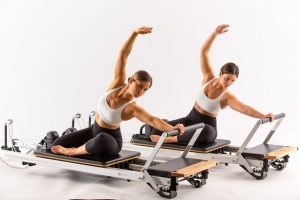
left=86, top=132, right=120, bottom=156
left=197, top=125, right=217, bottom=143
left=204, top=125, right=217, bottom=142
left=88, top=133, right=110, bottom=147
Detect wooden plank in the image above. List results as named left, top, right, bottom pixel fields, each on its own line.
left=35, top=154, right=140, bottom=168
left=264, top=146, right=298, bottom=160
left=171, top=160, right=218, bottom=177
left=131, top=142, right=229, bottom=153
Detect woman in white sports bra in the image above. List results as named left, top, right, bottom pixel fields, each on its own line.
left=51, top=27, right=185, bottom=157
left=150, top=24, right=274, bottom=144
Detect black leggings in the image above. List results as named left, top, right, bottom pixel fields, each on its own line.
left=52, top=123, right=122, bottom=157
left=150, top=107, right=217, bottom=145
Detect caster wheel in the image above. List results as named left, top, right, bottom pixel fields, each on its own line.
left=194, top=180, right=202, bottom=188
left=276, top=163, right=284, bottom=171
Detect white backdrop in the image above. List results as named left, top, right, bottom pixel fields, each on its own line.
left=0, top=1, right=300, bottom=200
left=1, top=0, right=299, bottom=145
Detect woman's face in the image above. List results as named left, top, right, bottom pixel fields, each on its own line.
left=129, top=78, right=151, bottom=98
left=219, top=73, right=237, bottom=88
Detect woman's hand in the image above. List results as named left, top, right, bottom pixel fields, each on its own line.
left=134, top=26, right=153, bottom=35
left=264, top=113, right=275, bottom=122
left=215, top=24, right=229, bottom=34
left=174, top=123, right=186, bottom=135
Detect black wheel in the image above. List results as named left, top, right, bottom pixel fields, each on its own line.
left=194, top=180, right=202, bottom=188
left=276, top=163, right=284, bottom=171
left=255, top=171, right=267, bottom=180
left=158, top=187, right=177, bottom=199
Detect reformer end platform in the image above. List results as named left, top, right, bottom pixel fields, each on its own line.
left=148, top=158, right=218, bottom=178
left=242, top=144, right=298, bottom=160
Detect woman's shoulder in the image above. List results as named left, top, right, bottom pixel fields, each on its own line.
left=107, top=84, right=126, bottom=92
left=201, top=74, right=216, bottom=86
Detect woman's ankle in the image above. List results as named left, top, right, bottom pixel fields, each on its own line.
left=66, top=148, right=74, bottom=156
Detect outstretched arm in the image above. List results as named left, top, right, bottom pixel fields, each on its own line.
left=200, top=24, right=229, bottom=83
left=127, top=103, right=185, bottom=134
left=108, top=27, right=153, bottom=90
left=225, top=93, right=274, bottom=120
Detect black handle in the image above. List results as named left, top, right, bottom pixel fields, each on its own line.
left=260, top=113, right=286, bottom=124
left=166, top=123, right=205, bottom=136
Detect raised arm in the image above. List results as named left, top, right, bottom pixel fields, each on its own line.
left=200, top=24, right=229, bottom=83
left=225, top=93, right=275, bottom=120
left=108, top=27, right=153, bottom=90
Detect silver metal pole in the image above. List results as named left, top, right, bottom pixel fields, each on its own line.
left=237, top=120, right=262, bottom=154
left=181, top=124, right=205, bottom=158
left=143, top=132, right=168, bottom=170
left=263, top=117, right=285, bottom=144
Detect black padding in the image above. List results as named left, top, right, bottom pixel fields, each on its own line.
left=148, top=157, right=204, bottom=177
left=131, top=135, right=230, bottom=152
left=242, top=144, right=285, bottom=159
left=34, top=149, right=140, bottom=167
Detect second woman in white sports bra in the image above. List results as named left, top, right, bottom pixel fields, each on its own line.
left=51, top=26, right=185, bottom=157
left=150, top=24, right=274, bottom=144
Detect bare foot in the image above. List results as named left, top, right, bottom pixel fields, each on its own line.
left=51, top=145, right=75, bottom=156
left=150, top=135, right=160, bottom=143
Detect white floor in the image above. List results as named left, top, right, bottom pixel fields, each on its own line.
left=1, top=150, right=299, bottom=200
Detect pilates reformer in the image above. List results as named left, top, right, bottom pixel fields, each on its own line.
left=0, top=120, right=217, bottom=199
left=131, top=113, right=298, bottom=180
left=63, top=111, right=298, bottom=179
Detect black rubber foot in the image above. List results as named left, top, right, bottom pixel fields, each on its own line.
left=158, top=190, right=177, bottom=199
left=22, top=161, right=36, bottom=166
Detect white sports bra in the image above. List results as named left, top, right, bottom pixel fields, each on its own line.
left=196, top=78, right=227, bottom=114
left=96, top=86, right=135, bottom=126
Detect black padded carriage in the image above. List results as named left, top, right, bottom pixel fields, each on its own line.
left=34, top=149, right=140, bottom=167
left=131, top=134, right=230, bottom=153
